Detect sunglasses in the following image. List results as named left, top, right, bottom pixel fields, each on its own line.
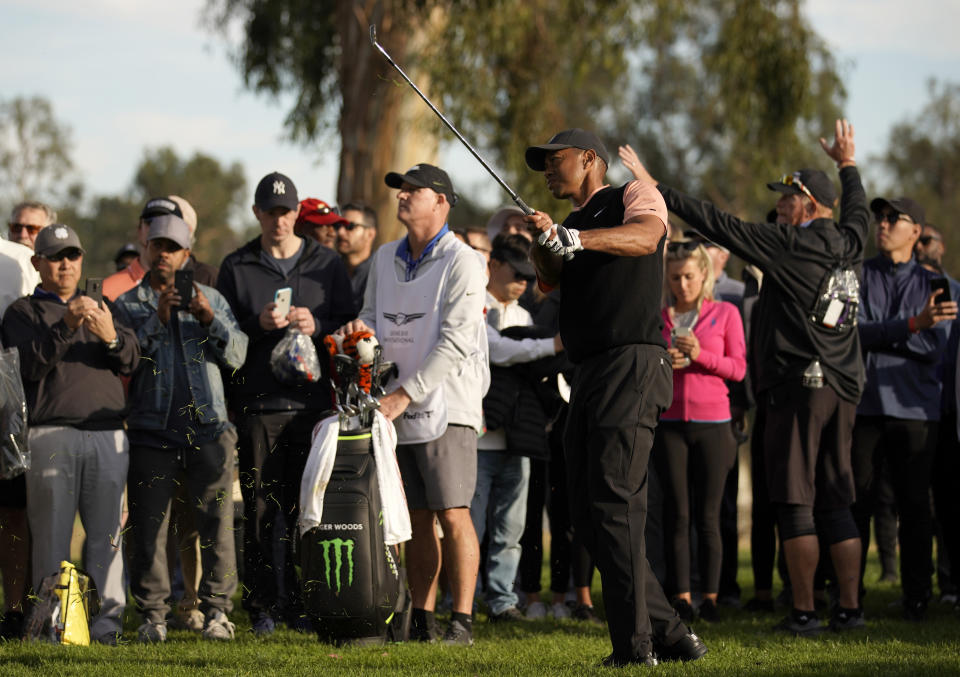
left=666, top=240, right=700, bottom=253
left=875, top=211, right=913, bottom=225
left=918, top=234, right=942, bottom=245
left=336, top=221, right=369, bottom=231
left=313, top=205, right=341, bottom=217
left=42, top=249, right=82, bottom=262
left=778, top=173, right=817, bottom=204
left=9, top=222, right=43, bottom=234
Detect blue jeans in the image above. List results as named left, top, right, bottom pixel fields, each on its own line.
left=470, top=450, right=530, bottom=615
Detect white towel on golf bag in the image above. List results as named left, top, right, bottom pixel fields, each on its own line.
left=298, top=412, right=411, bottom=545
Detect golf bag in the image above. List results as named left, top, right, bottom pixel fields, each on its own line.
left=300, top=429, right=409, bottom=645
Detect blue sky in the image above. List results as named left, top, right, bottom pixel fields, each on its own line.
left=2, top=0, right=959, bottom=219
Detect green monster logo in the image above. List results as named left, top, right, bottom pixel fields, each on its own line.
left=319, top=538, right=355, bottom=593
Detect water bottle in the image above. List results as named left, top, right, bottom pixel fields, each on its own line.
left=802, top=358, right=824, bottom=389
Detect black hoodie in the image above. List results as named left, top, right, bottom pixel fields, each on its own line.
left=216, top=235, right=355, bottom=413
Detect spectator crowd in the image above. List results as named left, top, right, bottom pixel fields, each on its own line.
left=0, top=119, right=958, bottom=662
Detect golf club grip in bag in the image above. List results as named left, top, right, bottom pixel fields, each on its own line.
left=300, top=430, right=409, bottom=644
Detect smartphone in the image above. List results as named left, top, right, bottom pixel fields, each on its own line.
left=932, top=277, right=951, bottom=305
left=274, top=287, right=293, bottom=318
left=670, top=326, right=692, bottom=367
left=85, top=278, right=103, bottom=308
left=174, top=269, right=194, bottom=308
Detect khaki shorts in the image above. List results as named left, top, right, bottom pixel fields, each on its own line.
left=397, top=424, right=477, bottom=511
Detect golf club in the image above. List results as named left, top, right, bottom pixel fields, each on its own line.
left=370, top=24, right=534, bottom=216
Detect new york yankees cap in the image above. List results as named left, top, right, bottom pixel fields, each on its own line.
left=254, top=171, right=299, bottom=211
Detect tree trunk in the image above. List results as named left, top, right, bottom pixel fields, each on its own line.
left=336, top=1, right=441, bottom=245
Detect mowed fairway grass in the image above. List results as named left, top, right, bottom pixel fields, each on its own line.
left=2, top=553, right=959, bottom=676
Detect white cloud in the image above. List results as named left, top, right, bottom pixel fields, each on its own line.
left=805, top=0, right=960, bottom=58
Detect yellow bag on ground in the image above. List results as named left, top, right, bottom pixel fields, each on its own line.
left=54, top=560, right=91, bottom=646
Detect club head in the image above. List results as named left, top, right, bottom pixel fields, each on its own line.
left=369, top=24, right=377, bottom=45
left=334, top=354, right=360, bottom=381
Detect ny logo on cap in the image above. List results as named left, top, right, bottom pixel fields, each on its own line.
left=273, top=180, right=286, bottom=195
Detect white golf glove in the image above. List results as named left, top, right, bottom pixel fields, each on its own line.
left=538, top=225, right=583, bottom=260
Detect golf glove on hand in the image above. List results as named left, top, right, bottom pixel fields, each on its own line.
left=539, top=225, right=583, bottom=259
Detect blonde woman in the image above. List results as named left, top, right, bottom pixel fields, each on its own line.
left=654, top=241, right=746, bottom=623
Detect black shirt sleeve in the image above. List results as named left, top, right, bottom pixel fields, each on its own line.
left=657, top=184, right=790, bottom=272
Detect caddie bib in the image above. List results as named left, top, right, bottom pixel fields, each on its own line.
left=374, top=242, right=453, bottom=444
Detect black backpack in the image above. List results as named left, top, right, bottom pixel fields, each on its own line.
left=300, top=429, right=409, bottom=645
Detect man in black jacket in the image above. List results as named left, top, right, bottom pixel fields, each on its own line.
left=1, top=224, right=140, bottom=645
left=216, top=171, right=354, bottom=636
left=628, top=120, right=868, bottom=635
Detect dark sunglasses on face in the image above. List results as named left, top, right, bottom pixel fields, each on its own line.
left=42, top=249, right=82, bottom=262
left=875, top=211, right=913, bottom=225
left=9, top=222, right=43, bottom=234
left=918, top=234, right=941, bottom=245
left=666, top=240, right=700, bottom=253
left=336, top=221, right=368, bottom=232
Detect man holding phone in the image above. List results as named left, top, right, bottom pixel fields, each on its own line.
left=216, top=171, right=354, bottom=636
left=852, top=196, right=957, bottom=620
left=1, top=224, right=139, bottom=645
left=114, top=214, right=248, bottom=643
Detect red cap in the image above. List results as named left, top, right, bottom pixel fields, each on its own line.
left=296, top=198, right=348, bottom=227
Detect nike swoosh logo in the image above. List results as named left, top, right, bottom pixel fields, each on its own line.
left=594, top=207, right=606, bottom=217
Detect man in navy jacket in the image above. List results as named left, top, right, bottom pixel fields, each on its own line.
left=853, top=196, right=957, bottom=620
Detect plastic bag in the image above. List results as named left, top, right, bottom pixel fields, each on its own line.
left=809, top=265, right=860, bottom=333
left=0, top=347, right=29, bottom=479
left=270, top=328, right=322, bottom=384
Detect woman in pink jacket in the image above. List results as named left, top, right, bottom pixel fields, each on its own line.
left=654, top=240, right=746, bottom=624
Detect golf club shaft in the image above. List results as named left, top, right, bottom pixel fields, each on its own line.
left=370, top=25, right=534, bottom=216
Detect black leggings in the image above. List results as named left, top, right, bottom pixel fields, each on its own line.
left=652, top=420, right=737, bottom=595
left=519, top=406, right=594, bottom=594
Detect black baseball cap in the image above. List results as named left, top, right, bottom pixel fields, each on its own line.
left=385, top=163, right=457, bottom=206
left=766, top=169, right=837, bottom=207
left=491, top=243, right=536, bottom=280
left=869, top=196, right=925, bottom=225
left=140, top=197, right=183, bottom=221
left=254, top=172, right=299, bottom=211
left=525, top=128, right=610, bottom=172
left=114, top=242, right=139, bottom=263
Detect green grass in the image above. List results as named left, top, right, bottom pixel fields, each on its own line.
left=2, top=553, right=959, bottom=676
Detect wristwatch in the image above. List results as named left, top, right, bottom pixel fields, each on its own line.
left=106, top=336, right=121, bottom=352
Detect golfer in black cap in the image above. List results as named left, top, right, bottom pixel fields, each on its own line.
left=627, top=120, right=870, bottom=636
left=339, top=162, right=489, bottom=646
left=524, top=128, right=705, bottom=666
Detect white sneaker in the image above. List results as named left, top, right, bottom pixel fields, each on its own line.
left=550, top=602, right=572, bottom=619
left=202, top=609, right=236, bottom=641
left=137, top=621, right=167, bottom=643
left=525, top=601, right=548, bottom=619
